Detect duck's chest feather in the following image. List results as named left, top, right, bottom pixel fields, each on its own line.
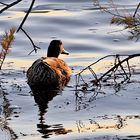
left=43, top=57, right=71, bottom=76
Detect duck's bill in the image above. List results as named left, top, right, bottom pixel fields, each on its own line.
left=61, top=49, right=69, bottom=55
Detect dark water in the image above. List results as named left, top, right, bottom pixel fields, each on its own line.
left=0, top=0, right=140, bottom=140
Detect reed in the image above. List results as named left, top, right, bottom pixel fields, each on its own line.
left=94, top=1, right=140, bottom=40
left=0, top=27, right=16, bottom=70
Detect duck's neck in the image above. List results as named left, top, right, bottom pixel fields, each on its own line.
left=47, top=52, right=59, bottom=58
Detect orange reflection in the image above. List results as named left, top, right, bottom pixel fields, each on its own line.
left=65, top=115, right=140, bottom=135
left=31, top=10, right=76, bottom=17
left=0, top=11, right=25, bottom=20
left=3, top=58, right=32, bottom=69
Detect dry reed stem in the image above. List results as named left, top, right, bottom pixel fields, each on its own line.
left=94, top=0, right=140, bottom=40
left=0, top=27, right=16, bottom=70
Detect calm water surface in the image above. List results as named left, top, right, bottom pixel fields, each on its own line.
left=0, top=0, right=140, bottom=140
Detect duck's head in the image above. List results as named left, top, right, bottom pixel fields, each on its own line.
left=47, top=40, right=69, bottom=58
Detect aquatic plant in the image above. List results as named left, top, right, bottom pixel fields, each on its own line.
left=0, top=27, right=16, bottom=70
left=111, top=3, right=140, bottom=40
left=94, top=0, right=140, bottom=40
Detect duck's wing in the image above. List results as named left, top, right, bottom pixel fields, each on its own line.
left=27, top=58, right=57, bottom=86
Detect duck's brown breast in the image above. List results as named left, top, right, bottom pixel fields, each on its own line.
left=43, top=57, right=72, bottom=77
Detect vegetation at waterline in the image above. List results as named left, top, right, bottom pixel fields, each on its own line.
left=0, top=0, right=140, bottom=94
left=0, top=27, right=16, bottom=70
left=94, top=0, right=140, bottom=40
left=75, top=54, right=140, bottom=97
left=0, top=0, right=139, bottom=58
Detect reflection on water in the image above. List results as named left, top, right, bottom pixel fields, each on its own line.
left=0, top=88, right=18, bottom=140
left=0, top=0, right=140, bottom=139
left=31, top=10, right=76, bottom=17
left=32, top=88, right=72, bottom=138
left=31, top=86, right=140, bottom=138
left=37, top=123, right=72, bottom=139
left=75, top=114, right=140, bottom=135
left=0, top=11, right=25, bottom=20
left=32, top=88, right=58, bottom=119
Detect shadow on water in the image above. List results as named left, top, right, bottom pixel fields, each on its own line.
left=31, top=87, right=72, bottom=139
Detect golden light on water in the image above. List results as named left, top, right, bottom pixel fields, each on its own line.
left=0, top=11, right=25, bottom=20
left=3, top=54, right=140, bottom=72
left=65, top=116, right=140, bottom=135
left=0, top=10, right=75, bottom=21
left=30, top=10, right=76, bottom=17
left=3, top=58, right=33, bottom=69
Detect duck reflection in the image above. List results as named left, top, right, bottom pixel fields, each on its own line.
left=31, top=87, right=72, bottom=138
left=33, top=88, right=58, bottom=119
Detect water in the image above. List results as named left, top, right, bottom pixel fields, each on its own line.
left=0, top=0, right=140, bottom=139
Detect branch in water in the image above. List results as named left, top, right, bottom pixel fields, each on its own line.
left=133, top=2, right=140, bottom=17
left=21, top=28, right=40, bottom=54
left=75, top=54, right=140, bottom=95
left=0, top=0, right=22, bottom=14
left=0, top=2, right=8, bottom=6
left=0, top=0, right=39, bottom=54
left=17, top=0, right=36, bottom=32
left=16, top=0, right=40, bottom=54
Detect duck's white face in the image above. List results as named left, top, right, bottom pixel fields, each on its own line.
left=60, top=44, right=69, bottom=55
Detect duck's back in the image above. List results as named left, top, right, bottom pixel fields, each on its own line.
left=27, top=57, right=71, bottom=89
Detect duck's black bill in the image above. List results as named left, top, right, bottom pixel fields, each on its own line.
left=61, top=49, right=69, bottom=55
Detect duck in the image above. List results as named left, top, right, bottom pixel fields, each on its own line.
left=27, top=40, right=72, bottom=90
